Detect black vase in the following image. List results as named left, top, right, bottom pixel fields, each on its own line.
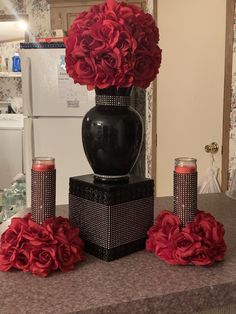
left=82, top=86, right=143, bottom=182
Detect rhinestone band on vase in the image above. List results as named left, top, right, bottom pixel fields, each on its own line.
left=95, top=95, right=132, bottom=106
left=94, top=173, right=129, bottom=180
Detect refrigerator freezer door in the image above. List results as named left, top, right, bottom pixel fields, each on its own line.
left=24, top=117, right=92, bottom=206
left=21, top=48, right=94, bottom=117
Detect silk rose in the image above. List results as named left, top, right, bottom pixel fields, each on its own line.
left=0, top=214, right=85, bottom=277
left=65, top=0, right=161, bottom=90
left=146, top=210, right=226, bottom=266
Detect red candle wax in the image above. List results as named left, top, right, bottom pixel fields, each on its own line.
left=32, top=157, right=55, bottom=171
left=175, top=166, right=196, bottom=174
left=32, top=164, right=55, bottom=171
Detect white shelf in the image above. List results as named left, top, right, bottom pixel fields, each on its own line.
left=0, top=101, right=11, bottom=104
left=0, top=72, right=21, bottom=78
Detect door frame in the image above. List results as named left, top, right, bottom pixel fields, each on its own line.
left=222, top=0, right=235, bottom=191
left=145, top=0, right=157, bottom=182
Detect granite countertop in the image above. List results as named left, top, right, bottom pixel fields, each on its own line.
left=0, top=193, right=236, bottom=314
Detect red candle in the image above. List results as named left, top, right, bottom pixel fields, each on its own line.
left=32, top=157, right=55, bottom=171
left=31, top=156, right=56, bottom=224
left=174, top=157, right=198, bottom=227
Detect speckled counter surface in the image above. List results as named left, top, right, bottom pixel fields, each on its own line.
left=0, top=193, right=236, bottom=314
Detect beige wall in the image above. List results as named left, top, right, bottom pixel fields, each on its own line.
left=156, top=0, right=226, bottom=196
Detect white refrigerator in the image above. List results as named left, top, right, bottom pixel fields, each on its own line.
left=20, top=43, right=94, bottom=206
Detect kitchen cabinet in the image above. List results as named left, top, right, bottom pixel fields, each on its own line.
left=46, top=0, right=146, bottom=31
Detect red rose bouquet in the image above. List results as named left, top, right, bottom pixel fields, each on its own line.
left=146, top=210, right=227, bottom=266
left=65, top=0, right=162, bottom=90
left=0, top=214, right=85, bottom=277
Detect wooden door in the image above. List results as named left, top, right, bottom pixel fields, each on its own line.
left=156, top=0, right=227, bottom=196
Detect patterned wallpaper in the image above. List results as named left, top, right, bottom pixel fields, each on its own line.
left=0, top=0, right=25, bottom=14
left=0, top=0, right=50, bottom=106
left=229, top=1, right=236, bottom=186
left=25, top=0, right=50, bottom=38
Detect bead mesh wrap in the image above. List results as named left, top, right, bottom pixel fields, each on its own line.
left=31, top=169, right=56, bottom=224
left=173, top=171, right=198, bottom=227
left=69, top=175, right=154, bottom=261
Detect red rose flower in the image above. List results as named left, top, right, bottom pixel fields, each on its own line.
left=23, top=219, right=57, bottom=246
left=0, top=246, right=17, bottom=271
left=154, top=210, right=180, bottom=236
left=74, top=57, right=97, bottom=89
left=184, top=211, right=227, bottom=263
left=78, top=32, right=106, bottom=55
left=57, top=243, right=75, bottom=272
left=191, top=247, right=214, bottom=266
left=136, top=13, right=160, bottom=44
left=90, top=20, right=122, bottom=49
left=30, top=246, right=58, bottom=277
left=134, top=49, right=162, bottom=89
left=154, top=228, right=180, bottom=265
left=117, top=31, right=137, bottom=56
left=65, top=227, right=85, bottom=257
left=1, top=225, right=24, bottom=251
left=209, top=240, right=227, bottom=262
left=14, top=245, right=31, bottom=272
left=44, top=216, right=72, bottom=240
left=56, top=242, right=84, bottom=272
left=0, top=214, right=30, bottom=251
left=172, top=231, right=201, bottom=265
left=44, top=216, right=85, bottom=273
left=146, top=210, right=180, bottom=256
left=146, top=224, right=161, bottom=252
left=193, top=211, right=225, bottom=242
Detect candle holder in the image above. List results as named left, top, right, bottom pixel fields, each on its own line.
left=31, top=157, right=56, bottom=224
left=146, top=157, right=226, bottom=266
left=173, top=157, right=198, bottom=227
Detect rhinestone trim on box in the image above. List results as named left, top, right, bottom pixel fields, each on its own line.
left=69, top=175, right=154, bottom=206
left=69, top=194, right=154, bottom=249
left=95, top=95, right=132, bottom=106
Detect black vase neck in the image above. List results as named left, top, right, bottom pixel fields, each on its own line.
left=95, top=86, right=133, bottom=96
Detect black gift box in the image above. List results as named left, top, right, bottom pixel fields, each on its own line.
left=69, top=175, right=154, bottom=261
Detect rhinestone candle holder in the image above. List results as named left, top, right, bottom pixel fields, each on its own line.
left=31, top=157, right=56, bottom=224
left=173, top=157, right=198, bottom=227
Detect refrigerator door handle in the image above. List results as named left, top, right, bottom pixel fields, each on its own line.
left=22, top=57, right=33, bottom=116
left=23, top=118, right=35, bottom=207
